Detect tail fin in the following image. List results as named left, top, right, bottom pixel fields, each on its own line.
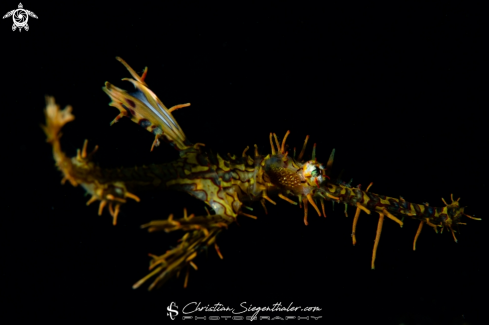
left=103, top=57, right=192, bottom=151
left=41, top=96, right=77, bottom=186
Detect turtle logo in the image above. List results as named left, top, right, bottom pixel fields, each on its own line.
left=3, top=3, right=38, bottom=32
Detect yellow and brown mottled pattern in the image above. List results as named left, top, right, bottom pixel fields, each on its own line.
left=322, top=183, right=466, bottom=227
left=42, top=57, right=479, bottom=289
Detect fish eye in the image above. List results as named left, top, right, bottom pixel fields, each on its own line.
left=311, top=167, right=320, bottom=178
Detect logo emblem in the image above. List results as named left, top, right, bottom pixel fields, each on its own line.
left=3, top=3, right=37, bottom=32
left=166, top=302, right=179, bottom=320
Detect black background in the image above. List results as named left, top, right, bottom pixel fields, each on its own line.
left=1, top=1, right=487, bottom=324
